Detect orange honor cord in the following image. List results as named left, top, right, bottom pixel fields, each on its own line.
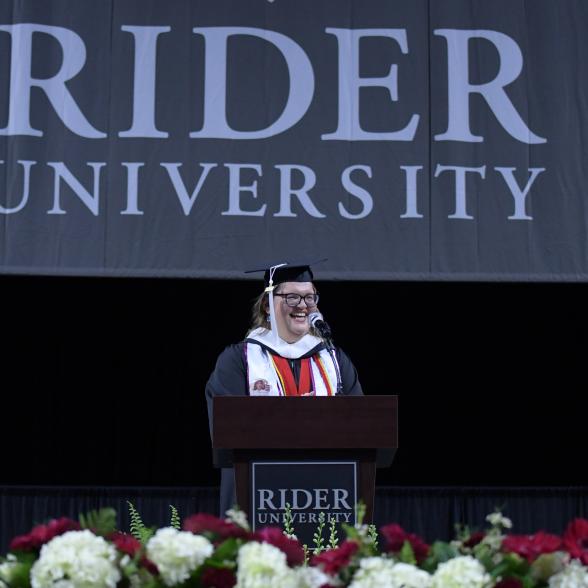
left=269, top=355, right=288, bottom=396
left=314, top=355, right=334, bottom=396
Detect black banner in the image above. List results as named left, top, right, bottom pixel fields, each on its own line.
left=0, top=0, right=586, bottom=280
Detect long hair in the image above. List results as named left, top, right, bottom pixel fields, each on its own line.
left=247, top=291, right=270, bottom=336
left=245, top=285, right=321, bottom=338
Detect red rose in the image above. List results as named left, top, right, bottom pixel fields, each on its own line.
left=381, top=524, right=430, bottom=563
left=183, top=514, right=248, bottom=540
left=9, top=534, right=37, bottom=551
left=201, top=568, right=237, bottom=588
left=108, top=532, right=158, bottom=575
left=464, top=532, right=485, bottom=548
left=563, top=519, right=588, bottom=565
left=312, top=540, right=359, bottom=575
left=10, top=517, right=80, bottom=552
left=139, top=557, right=159, bottom=576
left=254, top=527, right=305, bottom=566
left=381, top=524, right=407, bottom=551
left=109, top=532, right=142, bottom=556
left=46, top=518, right=81, bottom=537
left=28, top=525, right=52, bottom=546
left=502, top=532, right=562, bottom=562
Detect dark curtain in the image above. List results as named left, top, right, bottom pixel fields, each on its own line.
left=374, top=486, right=588, bottom=542
left=2, top=485, right=586, bottom=553
left=0, top=486, right=217, bottom=553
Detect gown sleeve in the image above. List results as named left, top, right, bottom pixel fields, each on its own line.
left=205, top=343, right=248, bottom=516
left=337, top=347, right=364, bottom=396
left=205, top=343, right=248, bottom=434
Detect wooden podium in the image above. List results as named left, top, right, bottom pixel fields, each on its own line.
left=212, top=396, right=398, bottom=526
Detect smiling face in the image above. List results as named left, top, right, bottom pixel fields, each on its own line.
left=272, top=281, right=318, bottom=343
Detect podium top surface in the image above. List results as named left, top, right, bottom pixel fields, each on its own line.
left=212, top=395, right=398, bottom=450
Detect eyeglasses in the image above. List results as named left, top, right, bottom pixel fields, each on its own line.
left=274, top=293, right=319, bottom=307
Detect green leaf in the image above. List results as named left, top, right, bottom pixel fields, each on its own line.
left=313, top=513, right=326, bottom=555
left=7, top=552, right=36, bottom=566
left=283, top=503, right=295, bottom=538
left=169, top=505, right=181, bottom=530
left=130, top=569, right=162, bottom=588
left=421, top=541, right=459, bottom=573
left=127, top=501, right=154, bottom=545
left=530, top=552, right=567, bottom=583
left=79, top=507, right=117, bottom=536
left=490, top=560, right=516, bottom=579
left=207, top=538, right=240, bottom=565
left=500, top=553, right=530, bottom=576
left=356, top=502, right=366, bottom=526
left=432, top=541, right=459, bottom=561
left=329, top=517, right=340, bottom=549
left=521, top=574, right=537, bottom=588
left=139, top=527, right=156, bottom=544
left=475, top=544, right=497, bottom=572
left=342, top=523, right=361, bottom=541
left=2, top=560, right=34, bottom=588
left=399, top=540, right=417, bottom=565
left=303, top=544, right=310, bottom=566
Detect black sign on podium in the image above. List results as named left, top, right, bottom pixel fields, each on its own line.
left=211, top=396, right=398, bottom=534
left=251, top=460, right=357, bottom=546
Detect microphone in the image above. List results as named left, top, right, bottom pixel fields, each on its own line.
left=309, top=311, right=342, bottom=393
left=308, top=311, right=332, bottom=339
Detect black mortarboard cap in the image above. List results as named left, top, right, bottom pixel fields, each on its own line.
left=245, top=258, right=327, bottom=287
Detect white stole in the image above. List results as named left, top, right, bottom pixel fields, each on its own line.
left=246, top=343, right=339, bottom=396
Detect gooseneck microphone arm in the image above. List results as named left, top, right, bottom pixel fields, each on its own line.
left=308, top=312, right=343, bottom=394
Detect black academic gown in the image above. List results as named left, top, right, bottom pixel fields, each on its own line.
left=205, top=339, right=363, bottom=517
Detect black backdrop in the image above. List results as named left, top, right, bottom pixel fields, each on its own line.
left=2, top=275, right=585, bottom=488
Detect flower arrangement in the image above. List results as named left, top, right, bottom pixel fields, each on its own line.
left=1, top=505, right=588, bottom=588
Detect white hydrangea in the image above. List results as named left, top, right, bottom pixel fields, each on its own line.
left=0, top=554, right=18, bottom=587
left=349, top=557, right=431, bottom=588
left=486, top=513, right=513, bottom=529
left=238, top=558, right=332, bottom=588
left=146, top=527, right=213, bottom=586
left=225, top=507, right=251, bottom=531
left=549, top=560, right=588, bottom=588
left=480, top=533, right=504, bottom=551
left=236, top=541, right=293, bottom=588
left=253, top=564, right=334, bottom=588
left=294, top=565, right=334, bottom=588
left=0, top=570, right=11, bottom=586
left=30, top=530, right=120, bottom=588
left=431, top=556, right=491, bottom=588
left=389, top=562, right=433, bottom=588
